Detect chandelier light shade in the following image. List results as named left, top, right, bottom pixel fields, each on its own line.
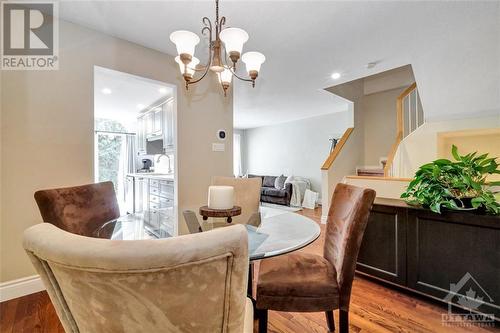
left=169, top=30, right=200, bottom=58
left=219, top=68, right=233, bottom=84
left=219, top=27, right=249, bottom=62
left=175, top=56, right=200, bottom=78
left=169, top=0, right=265, bottom=96
left=242, top=51, right=266, bottom=79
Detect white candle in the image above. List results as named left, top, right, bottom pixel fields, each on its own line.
left=208, top=186, right=234, bottom=209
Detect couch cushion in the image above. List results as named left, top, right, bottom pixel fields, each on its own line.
left=262, top=187, right=286, bottom=198
left=262, top=176, right=277, bottom=188
left=256, top=252, right=339, bottom=312
left=274, top=175, right=287, bottom=190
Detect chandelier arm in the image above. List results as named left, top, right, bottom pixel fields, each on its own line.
left=186, top=17, right=213, bottom=83
left=199, top=16, right=213, bottom=67
left=220, top=43, right=254, bottom=83
left=219, top=16, right=226, bottom=31
left=187, top=54, right=212, bottom=85
left=229, top=67, right=254, bottom=83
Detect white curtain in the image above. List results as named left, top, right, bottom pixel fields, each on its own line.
left=117, top=135, right=136, bottom=213
left=124, top=134, right=137, bottom=174
left=233, top=133, right=242, bottom=177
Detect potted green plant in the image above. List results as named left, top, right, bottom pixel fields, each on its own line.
left=401, top=145, right=500, bottom=214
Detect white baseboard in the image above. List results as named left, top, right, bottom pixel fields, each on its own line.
left=320, top=215, right=328, bottom=224
left=0, top=275, right=45, bottom=302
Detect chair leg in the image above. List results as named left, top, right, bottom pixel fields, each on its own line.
left=325, top=310, right=335, bottom=332
left=258, top=309, right=268, bottom=333
left=339, top=309, right=349, bottom=333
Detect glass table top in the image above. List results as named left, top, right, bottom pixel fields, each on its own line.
left=93, top=208, right=321, bottom=261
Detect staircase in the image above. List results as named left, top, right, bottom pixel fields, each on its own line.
left=356, top=159, right=387, bottom=177
left=384, top=83, right=423, bottom=176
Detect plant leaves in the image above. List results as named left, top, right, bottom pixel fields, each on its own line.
left=451, top=145, right=460, bottom=161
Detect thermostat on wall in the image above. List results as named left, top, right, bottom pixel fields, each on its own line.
left=217, top=129, right=227, bottom=140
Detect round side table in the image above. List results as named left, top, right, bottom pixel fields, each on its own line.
left=199, top=206, right=242, bottom=223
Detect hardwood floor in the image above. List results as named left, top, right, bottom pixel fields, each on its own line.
left=1, top=207, right=498, bottom=333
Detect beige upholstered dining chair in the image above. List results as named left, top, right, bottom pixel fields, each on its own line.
left=23, top=223, right=253, bottom=333
left=34, top=181, right=120, bottom=236
left=212, top=176, right=262, bottom=227
left=256, top=183, right=376, bottom=333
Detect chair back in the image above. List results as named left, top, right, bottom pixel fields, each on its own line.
left=212, top=176, right=262, bottom=226
left=23, top=223, right=249, bottom=333
left=323, top=183, right=375, bottom=310
left=183, top=210, right=202, bottom=233
left=34, top=181, right=120, bottom=236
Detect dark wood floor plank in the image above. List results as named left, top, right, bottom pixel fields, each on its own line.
left=0, top=297, right=19, bottom=333
left=1, top=207, right=499, bottom=333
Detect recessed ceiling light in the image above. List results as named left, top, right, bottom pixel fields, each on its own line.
left=137, top=104, right=145, bottom=109
left=331, top=72, right=341, bottom=80
left=101, top=88, right=112, bottom=95
left=159, top=87, right=167, bottom=94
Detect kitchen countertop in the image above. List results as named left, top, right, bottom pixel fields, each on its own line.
left=127, top=173, right=174, bottom=181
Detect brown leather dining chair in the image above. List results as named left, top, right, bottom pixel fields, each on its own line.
left=34, top=181, right=120, bottom=236
left=255, top=183, right=376, bottom=333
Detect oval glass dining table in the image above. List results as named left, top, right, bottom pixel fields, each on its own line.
left=92, top=208, right=321, bottom=261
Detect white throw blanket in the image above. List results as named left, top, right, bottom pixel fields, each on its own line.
left=286, top=176, right=311, bottom=207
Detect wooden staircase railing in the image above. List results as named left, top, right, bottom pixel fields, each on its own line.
left=384, top=82, right=423, bottom=176
left=321, top=127, right=354, bottom=170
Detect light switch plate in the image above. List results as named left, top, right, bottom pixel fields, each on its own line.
left=212, top=143, right=225, bottom=152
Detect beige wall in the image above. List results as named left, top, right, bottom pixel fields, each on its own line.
left=343, top=177, right=410, bottom=199
left=437, top=128, right=500, bottom=182
left=0, top=20, right=233, bottom=282
left=362, top=87, right=404, bottom=166
left=243, top=111, right=351, bottom=197
left=321, top=72, right=411, bottom=221
left=392, top=115, right=500, bottom=178
left=322, top=81, right=364, bottom=221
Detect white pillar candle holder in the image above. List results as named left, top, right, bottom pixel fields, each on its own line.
left=208, top=186, right=234, bottom=209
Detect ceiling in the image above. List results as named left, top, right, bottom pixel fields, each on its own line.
left=94, top=66, right=173, bottom=130
left=63, top=1, right=499, bottom=129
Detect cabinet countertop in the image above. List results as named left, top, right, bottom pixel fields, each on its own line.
left=127, top=173, right=174, bottom=181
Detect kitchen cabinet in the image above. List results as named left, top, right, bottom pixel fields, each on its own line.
left=162, top=99, right=174, bottom=151
left=136, top=98, right=175, bottom=155
left=153, top=108, right=162, bottom=135
left=136, top=115, right=147, bottom=155
left=133, top=176, right=149, bottom=213
left=145, top=178, right=174, bottom=237
left=144, top=112, right=154, bottom=137
left=356, top=198, right=500, bottom=318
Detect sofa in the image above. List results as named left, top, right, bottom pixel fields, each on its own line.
left=248, top=174, right=293, bottom=206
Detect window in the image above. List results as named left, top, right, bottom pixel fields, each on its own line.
left=94, top=118, right=136, bottom=214
left=233, top=133, right=242, bottom=177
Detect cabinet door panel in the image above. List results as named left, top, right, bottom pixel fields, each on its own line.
left=163, top=99, right=174, bottom=149
left=136, top=116, right=146, bottom=155
left=153, top=110, right=162, bottom=135
left=145, top=112, right=153, bottom=136
left=407, top=210, right=500, bottom=317
left=356, top=204, right=407, bottom=285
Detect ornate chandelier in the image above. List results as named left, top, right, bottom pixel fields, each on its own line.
left=170, top=0, right=265, bottom=96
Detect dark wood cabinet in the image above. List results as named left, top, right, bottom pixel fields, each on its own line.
left=356, top=198, right=500, bottom=318
left=357, top=203, right=407, bottom=285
